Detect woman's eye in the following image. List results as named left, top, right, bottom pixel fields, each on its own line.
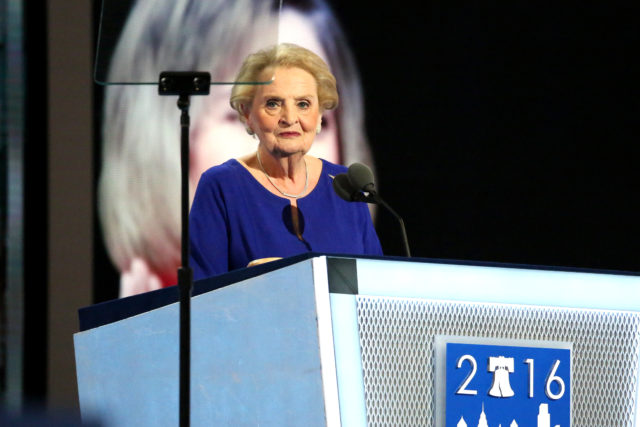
left=265, top=100, right=280, bottom=109
left=297, top=100, right=310, bottom=109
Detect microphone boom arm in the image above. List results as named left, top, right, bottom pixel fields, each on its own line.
left=372, top=194, right=411, bottom=258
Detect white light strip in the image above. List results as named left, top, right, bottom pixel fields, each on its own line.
left=312, top=257, right=341, bottom=426
left=357, top=259, right=640, bottom=312
left=330, top=294, right=367, bottom=427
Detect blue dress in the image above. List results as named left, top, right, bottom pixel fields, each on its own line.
left=189, top=159, right=383, bottom=280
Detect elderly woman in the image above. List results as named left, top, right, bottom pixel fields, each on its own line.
left=189, top=43, right=382, bottom=279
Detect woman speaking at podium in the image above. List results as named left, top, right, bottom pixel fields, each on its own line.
left=189, top=43, right=382, bottom=280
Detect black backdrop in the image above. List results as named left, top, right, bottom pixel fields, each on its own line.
left=332, top=1, right=639, bottom=269
left=93, top=1, right=640, bottom=302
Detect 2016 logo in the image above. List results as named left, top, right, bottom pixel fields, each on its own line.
left=438, top=340, right=571, bottom=427
left=455, top=354, right=566, bottom=401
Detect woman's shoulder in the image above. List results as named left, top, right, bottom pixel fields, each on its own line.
left=200, top=159, right=244, bottom=182
left=195, top=160, right=251, bottom=197
left=319, top=158, right=348, bottom=176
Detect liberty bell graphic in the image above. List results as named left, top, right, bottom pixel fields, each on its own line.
left=488, top=356, right=515, bottom=397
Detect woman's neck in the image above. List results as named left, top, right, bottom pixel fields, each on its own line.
left=256, top=147, right=306, bottom=179
left=255, top=148, right=308, bottom=198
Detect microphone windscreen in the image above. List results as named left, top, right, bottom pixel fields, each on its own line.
left=347, top=162, right=375, bottom=191
left=332, top=173, right=355, bottom=202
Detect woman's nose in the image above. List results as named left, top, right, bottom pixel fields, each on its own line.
left=279, top=104, right=297, bottom=126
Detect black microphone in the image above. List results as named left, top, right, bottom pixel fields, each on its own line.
left=332, top=173, right=369, bottom=202
left=332, top=163, right=377, bottom=202
left=333, top=163, right=411, bottom=257
left=347, top=162, right=376, bottom=195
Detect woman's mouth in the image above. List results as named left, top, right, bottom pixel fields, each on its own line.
left=278, top=132, right=300, bottom=138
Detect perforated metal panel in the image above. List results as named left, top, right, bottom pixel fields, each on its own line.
left=357, top=296, right=640, bottom=426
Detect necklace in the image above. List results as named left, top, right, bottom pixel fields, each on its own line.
left=256, top=150, right=309, bottom=199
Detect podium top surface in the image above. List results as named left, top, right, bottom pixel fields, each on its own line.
left=79, top=253, right=640, bottom=332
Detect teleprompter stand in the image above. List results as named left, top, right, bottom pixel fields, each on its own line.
left=158, top=71, right=211, bottom=427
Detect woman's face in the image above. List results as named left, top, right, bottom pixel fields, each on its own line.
left=245, top=66, right=321, bottom=158
left=188, top=10, right=339, bottom=203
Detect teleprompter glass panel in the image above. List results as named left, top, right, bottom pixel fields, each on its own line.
left=94, top=0, right=282, bottom=85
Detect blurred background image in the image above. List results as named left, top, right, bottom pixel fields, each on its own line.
left=94, top=0, right=376, bottom=298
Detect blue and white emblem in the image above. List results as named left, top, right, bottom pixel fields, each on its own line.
left=435, top=337, right=571, bottom=427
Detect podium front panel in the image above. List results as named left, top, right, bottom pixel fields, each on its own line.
left=75, top=259, right=339, bottom=427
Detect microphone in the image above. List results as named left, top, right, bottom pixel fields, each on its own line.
left=332, top=173, right=369, bottom=202
left=347, top=162, right=376, bottom=195
left=333, top=163, right=411, bottom=257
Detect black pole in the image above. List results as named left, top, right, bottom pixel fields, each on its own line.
left=158, top=72, right=210, bottom=427
left=177, top=94, right=192, bottom=427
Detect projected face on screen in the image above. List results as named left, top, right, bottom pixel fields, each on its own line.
left=98, top=0, right=372, bottom=298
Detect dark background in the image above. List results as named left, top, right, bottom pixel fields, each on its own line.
left=332, top=1, right=639, bottom=271
left=93, top=1, right=640, bottom=302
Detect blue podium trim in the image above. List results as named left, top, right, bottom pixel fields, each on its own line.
left=80, top=253, right=640, bottom=331
left=80, top=252, right=317, bottom=331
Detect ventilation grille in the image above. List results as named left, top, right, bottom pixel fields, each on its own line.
left=357, top=296, right=640, bottom=426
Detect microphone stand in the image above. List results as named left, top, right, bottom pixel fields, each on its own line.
left=378, top=199, right=411, bottom=258
left=158, top=71, right=210, bottom=427
left=333, top=170, right=412, bottom=258
left=370, top=193, right=411, bottom=258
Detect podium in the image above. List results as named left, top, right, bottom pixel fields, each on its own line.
left=74, top=254, right=640, bottom=426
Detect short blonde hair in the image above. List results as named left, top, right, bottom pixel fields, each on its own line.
left=230, top=43, right=339, bottom=121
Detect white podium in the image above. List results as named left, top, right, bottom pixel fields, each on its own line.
left=74, top=254, right=640, bottom=426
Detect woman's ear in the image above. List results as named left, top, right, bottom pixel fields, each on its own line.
left=316, top=114, right=323, bottom=134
